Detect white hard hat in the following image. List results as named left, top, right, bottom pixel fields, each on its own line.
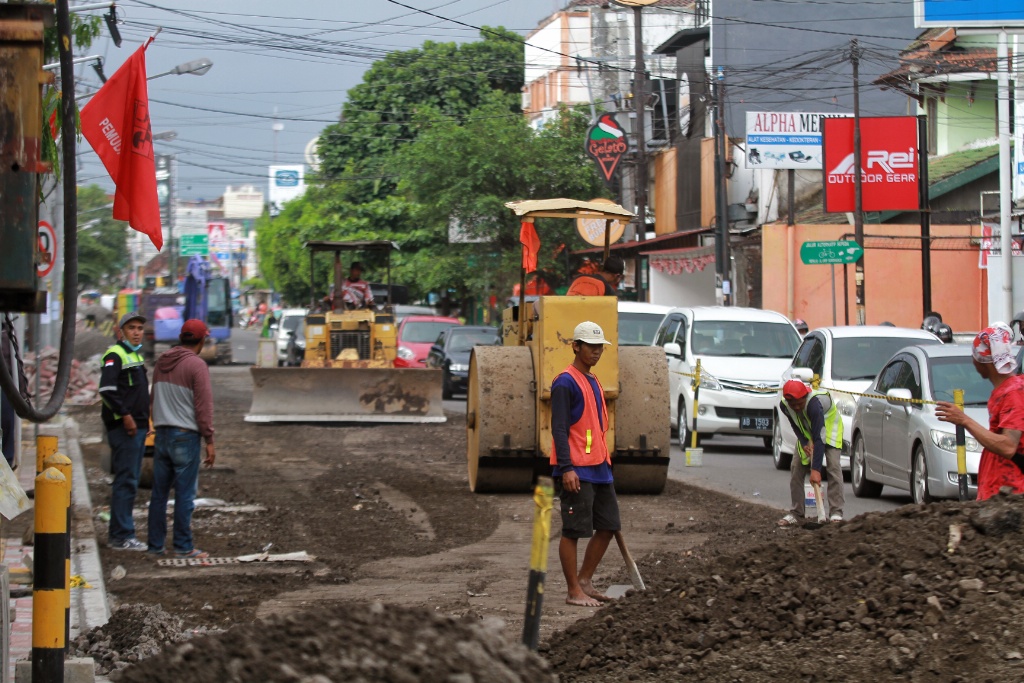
left=573, top=321, right=612, bottom=345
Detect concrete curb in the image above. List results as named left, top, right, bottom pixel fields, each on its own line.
left=60, top=418, right=111, bottom=634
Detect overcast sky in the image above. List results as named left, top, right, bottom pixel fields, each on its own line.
left=74, top=1, right=924, bottom=202
left=76, top=0, right=569, bottom=201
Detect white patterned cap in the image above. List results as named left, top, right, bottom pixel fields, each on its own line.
left=573, top=321, right=612, bottom=345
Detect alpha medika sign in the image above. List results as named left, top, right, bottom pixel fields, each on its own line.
left=822, top=116, right=920, bottom=213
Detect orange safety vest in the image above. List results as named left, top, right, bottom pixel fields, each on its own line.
left=549, top=364, right=611, bottom=467
left=566, top=274, right=609, bottom=296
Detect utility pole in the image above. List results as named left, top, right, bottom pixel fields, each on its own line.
left=630, top=1, right=649, bottom=302
left=714, top=67, right=730, bottom=305
left=851, top=39, right=866, bottom=325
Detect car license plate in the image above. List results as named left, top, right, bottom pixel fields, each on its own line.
left=740, top=416, right=772, bottom=432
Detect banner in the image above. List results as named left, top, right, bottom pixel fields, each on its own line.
left=268, top=165, right=306, bottom=217
left=585, top=114, right=628, bottom=183
left=823, top=116, right=920, bottom=213
left=745, top=111, right=851, bottom=169
left=81, top=43, right=162, bottom=249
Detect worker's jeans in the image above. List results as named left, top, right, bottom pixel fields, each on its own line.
left=148, top=427, right=201, bottom=554
left=789, top=445, right=844, bottom=518
left=107, top=424, right=146, bottom=543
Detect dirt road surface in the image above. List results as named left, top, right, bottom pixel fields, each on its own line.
left=39, top=364, right=1024, bottom=680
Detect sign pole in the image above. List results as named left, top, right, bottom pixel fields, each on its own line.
left=918, top=115, right=932, bottom=317
left=851, top=39, right=866, bottom=325
left=831, top=263, right=837, bottom=326
left=998, top=29, right=1014, bottom=322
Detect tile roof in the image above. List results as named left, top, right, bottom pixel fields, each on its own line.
left=877, top=28, right=1002, bottom=91
left=564, top=0, right=695, bottom=8
left=928, top=144, right=997, bottom=184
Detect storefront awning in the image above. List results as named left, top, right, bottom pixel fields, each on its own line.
left=643, top=245, right=716, bottom=275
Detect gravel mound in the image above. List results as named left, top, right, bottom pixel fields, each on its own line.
left=115, top=602, right=557, bottom=683
left=71, top=604, right=217, bottom=677
left=546, top=493, right=1024, bottom=681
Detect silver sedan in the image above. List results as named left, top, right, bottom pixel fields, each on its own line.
left=850, top=344, right=990, bottom=503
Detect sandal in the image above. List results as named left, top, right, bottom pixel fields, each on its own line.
left=175, top=548, right=209, bottom=559
left=777, top=514, right=799, bottom=527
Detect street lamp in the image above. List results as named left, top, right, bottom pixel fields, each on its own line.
left=149, top=57, right=213, bottom=80
left=614, top=0, right=658, bottom=301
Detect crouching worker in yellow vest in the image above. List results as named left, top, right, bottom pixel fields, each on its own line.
left=551, top=321, right=620, bottom=607
left=778, top=379, right=845, bottom=526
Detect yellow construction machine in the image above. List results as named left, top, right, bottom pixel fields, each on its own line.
left=246, top=240, right=445, bottom=423
left=466, top=199, right=671, bottom=494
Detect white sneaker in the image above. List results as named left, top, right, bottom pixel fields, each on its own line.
left=777, top=513, right=799, bottom=527
left=829, top=514, right=843, bottom=523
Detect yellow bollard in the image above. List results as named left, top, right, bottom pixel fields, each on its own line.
left=954, top=389, right=969, bottom=501
left=36, top=434, right=58, bottom=477
left=521, top=476, right=554, bottom=651
left=33, top=468, right=67, bottom=683
left=43, top=453, right=72, bottom=652
left=686, top=360, right=703, bottom=466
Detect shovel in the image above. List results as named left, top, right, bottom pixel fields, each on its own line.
left=802, top=480, right=828, bottom=529
left=613, top=531, right=645, bottom=591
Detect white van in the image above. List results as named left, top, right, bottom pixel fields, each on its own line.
left=654, top=307, right=801, bottom=447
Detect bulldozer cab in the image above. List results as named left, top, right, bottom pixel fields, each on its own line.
left=302, top=240, right=399, bottom=367
left=466, top=199, right=671, bottom=494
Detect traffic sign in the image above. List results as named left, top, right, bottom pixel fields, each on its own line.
left=800, top=240, right=863, bottom=265
left=180, top=233, right=209, bottom=256
left=37, top=221, right=57, bottom=278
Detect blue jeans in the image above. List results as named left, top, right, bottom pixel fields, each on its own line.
left=147, top=427, right=201, bottom=553
left=107, top=424, right=147, bottom=543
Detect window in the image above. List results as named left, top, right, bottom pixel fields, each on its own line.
left=893, top=357, right=922, bottom=401
left=619, top=312, right=666, bottom=347
left=792, top=337, right=815, bottom=368
left=830, top=336, right=939, bottom=382
left=690, top=320, right=800, bottom=358
left=806, top=339, right=825, bottom=377
left=401, top=321, right=458, bottom=344
left=929, top=356, right=992, bottom=405
left=654, top=316, right=682, bottom=348
left=875, top=360, right=907, bottom=394
left=673, top=318, right=689, bottom=354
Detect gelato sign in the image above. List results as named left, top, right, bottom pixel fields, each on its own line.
left=585, top=113, right=628, bottom=183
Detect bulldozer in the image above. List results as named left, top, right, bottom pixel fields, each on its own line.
left=466, top=199, right=671, bottom=494
left=246, top=240, right=445, bottom=423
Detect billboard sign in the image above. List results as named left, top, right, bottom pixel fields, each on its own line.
left=268, top=165, right=306, bottom=217
left=585, top=113, right=628, bottom=183
left=179, top=234, right=208, bottom=256
left=915, top=0, right=1024, bottom=28
left=745, top=111, right=851, bottom=169
left=156, top=154, right=174, bottom=227
left=823, top=116, right=920, bottom=213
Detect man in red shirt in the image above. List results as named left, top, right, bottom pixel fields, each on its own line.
left=936, top=323, right=1024, bottom=500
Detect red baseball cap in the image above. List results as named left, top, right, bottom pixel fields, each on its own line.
left=179, top=319, right=210, bottom=343
left=782, top=379, right=810, bottom=400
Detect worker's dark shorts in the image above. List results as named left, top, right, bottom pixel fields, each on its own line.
left=554, top=479, right=620, bottom=539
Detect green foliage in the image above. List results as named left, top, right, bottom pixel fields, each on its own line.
left=44, top=13, right=102, bottom=178
left=76, top=185, right=129, bottom=293
left=259, top=30, right=610, bottom=306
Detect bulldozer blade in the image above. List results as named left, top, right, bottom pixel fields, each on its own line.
left=246, top=367, right=447, bottom=424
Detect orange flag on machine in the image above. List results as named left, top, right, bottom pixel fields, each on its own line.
left=520, top=220, right=540, bottom=273
left=81, top=42, right=162, bottom=250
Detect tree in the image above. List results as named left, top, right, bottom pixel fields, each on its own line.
left=76, top=185, right=129, bottom=292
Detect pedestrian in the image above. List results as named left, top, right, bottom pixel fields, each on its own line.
left=148, top=319, right=216, bottom=558
left=566, top=256, right=624, bottom=296
left=777, top=379, right=845, bottom=526
left=341, top=261, right=375, bottom=309
left=99, top=313, right=150, bottom=551
left=551, top=321, right=620, bottom=607
left=936, top=323, right=1024, bottom=500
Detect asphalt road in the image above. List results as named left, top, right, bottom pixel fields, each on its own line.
left=668, top=434, right=914, bottom=520
left=231, top=327, right=260, bottom=365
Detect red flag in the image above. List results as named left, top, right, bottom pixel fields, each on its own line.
left=520, top=220, right=540, bottom=273
left=81, top=43, right=162, bottom=250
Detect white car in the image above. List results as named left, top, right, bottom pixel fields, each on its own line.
left=275, top=308, right=308, bottom=365
left=618, top=301, right=671, bottom=347
left=773, top=326, right=941, bottom=472
left=656, top=307, right=801, bottom=447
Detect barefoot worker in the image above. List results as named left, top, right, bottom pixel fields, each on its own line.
left=551, top=321, right=620, bottom=607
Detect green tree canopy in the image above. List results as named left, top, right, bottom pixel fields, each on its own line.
left=76, top=185, right=129, bottom=293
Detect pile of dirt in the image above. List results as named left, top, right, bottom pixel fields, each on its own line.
left=546, top=493, right=1024, bottom=681
left=24, top=346, right=102, bottom=405
left=115, top=602, right=557, bottom=683
left=71, top=604, right=219, bottom=677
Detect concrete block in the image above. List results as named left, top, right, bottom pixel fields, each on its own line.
left=15, top=657, right=95, bottom=683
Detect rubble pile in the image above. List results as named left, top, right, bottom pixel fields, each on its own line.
left=71, top=604, right=216, bottom=677
left=116, top=602, right=557, bottom=683
left=547, top=494, right=1024, bottom=682
left=23, top=347, right=101, bottom=406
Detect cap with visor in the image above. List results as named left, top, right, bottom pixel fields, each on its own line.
left=573, top=321, right=612, bottom=346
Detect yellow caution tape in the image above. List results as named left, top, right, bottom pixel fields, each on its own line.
left=70, top=575, right=92, bottom=589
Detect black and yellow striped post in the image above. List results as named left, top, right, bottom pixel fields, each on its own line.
left=33, top=468, right=67, bottom=682
left=42, top=453, right=72, bottom=652
left=521, top=476, right=554, bottom=651
left=35, top=434, right=58, bottom=477
left=954, top=388, right=969, bottom=501
left=691, top=358, right=702, bottom=450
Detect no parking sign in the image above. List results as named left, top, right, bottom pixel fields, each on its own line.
left=37, top=221, right=57, bottom=278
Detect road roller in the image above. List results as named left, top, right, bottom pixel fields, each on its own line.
left=465, top=199, right=671, bottom=494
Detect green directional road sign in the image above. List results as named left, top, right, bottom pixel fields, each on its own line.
left=800, top=239, right=863, bottom=265
left=179, top=233, right=209, bottom=256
